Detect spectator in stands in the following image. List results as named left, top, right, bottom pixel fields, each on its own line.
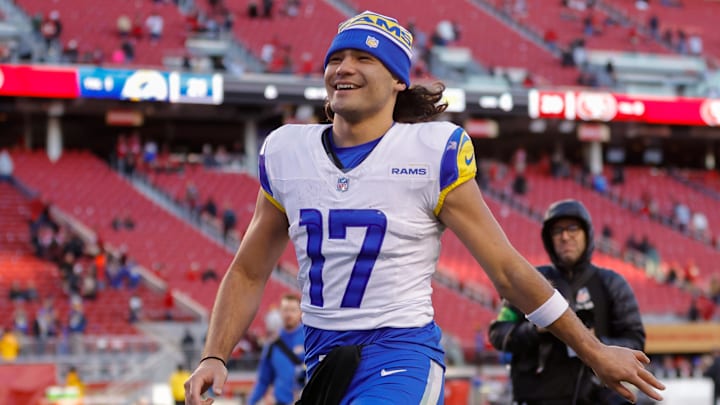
left=121, top=39, right=135, bottom=63
left=65, top=366, right=85, bottom=398
left=262, top=0, right=274, bottom=18
left=170, top=364, right=192, bottom=405
left=185, top=12, right=664, bottom=405
left=128, top=294, right=143, bottom=323
left=13, top=304, right=30, bottom=335
left=690, top=210, right=709, bottom=240
left=592, top=173, right=608, bottom=193
left=80, top=266, right=98, bottom=300
left=512, top=173, right=528, bottom=195
left=40, top=11, right=62, bottom=50
left=110, top=210, right=135, bottom=231
left=34, top=298, right=60, bottom=354
left=664, top=261, right=679, bottom=285
left=551, top=150, right=571, bottom=178
left=181, top=328, right=197, bottom=370
left=647, top=15, right=660, bottom=39
left=682, top=260, right=700, bottom=290
left=145, top=12, right=164, bottom=43
left=201, top=266, right=219, bottom=282
left=248, top=0, right=259, bottom=18
left=571, top=38, right=588, bottom=67
left=672, top=200, right=691, bottom=232
left=221, top=202, right=237, bottom=242
left=703, top=348, right=720, bottom=404
left=0, top=147, right=14, bottom=183
left=184, top=181, right=201, bottom=213
left=201, top=196, right=218, bottom=219
left=544, top=28, right=559, bottom=51
left=0, top=327, right=20, bottom=362
left=284, top=0, right=300, bottom=17
left=709, top=275, right=720, bottom=305
left=62, top=39, right=79, bottom=63
left=67, top=300, right=87, bottom=354
left=8, top=280, right=26, bottom=302
left=687, top=32, right=703, bottom=56
left=298, top=52, right=315, bottom=77
left=611, top=164, right=625, bottom=184
left=489, top=199, right=647, bottom=404
left=639, top=190, right=659, bottom=217
left=117, top=15, right=132, bottom=38
left=248, top=293, right=305, bottom=405
left=601, top=223, right=613, bottom=240
left=676, top=29, right=688, bottom=54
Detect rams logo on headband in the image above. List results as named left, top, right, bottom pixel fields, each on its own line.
left=365, top=35, right=379, bottom=48
left=338, top=11, right=413, bottom=55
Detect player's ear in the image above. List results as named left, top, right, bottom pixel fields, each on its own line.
left=395, top=79, right=407, bottom=92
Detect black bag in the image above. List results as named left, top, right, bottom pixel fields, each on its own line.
left=295, top=345, right=362, bottom=405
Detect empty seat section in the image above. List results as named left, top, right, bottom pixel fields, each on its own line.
left=9, top=150, right=294, bottom=333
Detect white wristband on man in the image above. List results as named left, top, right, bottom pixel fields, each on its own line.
left=526, top=289, right=569, bottom=328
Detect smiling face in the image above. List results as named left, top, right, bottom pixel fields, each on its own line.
left=550, top=218, right=587, bottom=267
left=324, top=49, right=406, bottom=124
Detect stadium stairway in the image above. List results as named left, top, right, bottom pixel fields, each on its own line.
left=672, top=168, right=720, bottom=201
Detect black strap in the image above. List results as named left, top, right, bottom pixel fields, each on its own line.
left=269, top=338, right=303, bottom=365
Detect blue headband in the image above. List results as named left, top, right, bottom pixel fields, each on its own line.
left=324, top=11, right=414, bottom=87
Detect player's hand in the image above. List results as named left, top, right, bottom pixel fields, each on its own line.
left=589, top=345, right=665, bottom=403
left=184, top=358, right=228, bottom=405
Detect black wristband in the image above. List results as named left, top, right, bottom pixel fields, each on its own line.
left=200, top=356, right=227, bottom=368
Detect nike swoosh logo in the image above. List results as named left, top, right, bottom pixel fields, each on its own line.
left=464, top=154, right=474, bottom=165
left=380, top=368, right=407, bottom=377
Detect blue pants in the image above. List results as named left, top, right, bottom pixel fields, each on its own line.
left=342, top=343, right=444, bottom=405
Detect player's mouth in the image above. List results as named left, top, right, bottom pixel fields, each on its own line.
left=335, top=83, right=359, bottom=91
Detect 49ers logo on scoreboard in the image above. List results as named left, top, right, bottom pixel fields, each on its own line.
left=576, top=92, right=618, bottom=122
left=700, top=99, right=720, bottom=126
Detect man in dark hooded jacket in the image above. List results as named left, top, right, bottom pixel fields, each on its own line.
left=489, top=199, right=645, bottom=405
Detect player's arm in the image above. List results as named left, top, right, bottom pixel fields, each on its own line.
left=185, top=191, right=290, bottom=405
left=438, top=179, right=664, bottom=403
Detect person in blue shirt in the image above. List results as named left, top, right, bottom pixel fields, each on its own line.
left=248, top=293, right=305, bottom=405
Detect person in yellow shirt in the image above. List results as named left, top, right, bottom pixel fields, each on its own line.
left=0, top=328, right=20, bottom=362
left=65, top=365, right=85, bottom=398
left=169, top=364, right=191, bottom=405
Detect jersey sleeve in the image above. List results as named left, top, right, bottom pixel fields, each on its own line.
left=258, top=132, right=286, bottom=213
left=434, top=127, right=477, bottom=215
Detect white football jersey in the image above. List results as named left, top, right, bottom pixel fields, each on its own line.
left=259, top=122, right=476, bottom=330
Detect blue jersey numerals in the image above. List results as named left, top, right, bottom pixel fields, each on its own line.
left=299, top=209, right=387, bottom=308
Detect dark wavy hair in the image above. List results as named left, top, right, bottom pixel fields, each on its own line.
left=324, top=82, right=448, bottom=123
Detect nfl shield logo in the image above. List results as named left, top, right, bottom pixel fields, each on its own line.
left=365, top=35, right=379, bottom=48
left=337, top=177, right=349, bottom=192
